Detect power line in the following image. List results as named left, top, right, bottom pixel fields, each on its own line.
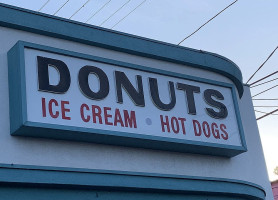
left=250, top=71, right=278, bottom=86
left=178, top=0, right=238, bottom=45
left=252, top=84, right=278, bottom=98
left=246, top=46, right=278, bottom=84
left=253, top=98, right=278, bottom=101
left=38, top=0, right=51, bottom=12
left=54, top=0, right=70, bottom=16
left=111, top=0, right=146, bottom=29
left=255, top=110, right=278, bottom=116
left=70, top=0, right=91, bottom=19
left=100, top=0, right=131, bottom=26
left=254, top=106, right=278, bottom=108
left=86, top=0, right=112, bottom=23
left=256, top=108, right=278, bottom=120
left=250, top=77, right=278, bottom=88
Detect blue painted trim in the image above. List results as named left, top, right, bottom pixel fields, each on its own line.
left=8, top=41, right=247, bottom=157
left=231, top=86, right=247, bottom=149
left=0, top=3, right=244, bottom=97
left=0, top=163, right=266, bottom=200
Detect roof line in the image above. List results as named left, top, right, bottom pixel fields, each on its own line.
left=0, top=3, right=244, bottom=97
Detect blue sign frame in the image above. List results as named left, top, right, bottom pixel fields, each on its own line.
left=8, top=41, right=247, bottom=157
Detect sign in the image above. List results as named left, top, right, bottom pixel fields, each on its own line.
left=8, top=41, right=247, bottom=157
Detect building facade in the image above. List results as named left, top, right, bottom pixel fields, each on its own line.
left=0, top=3, right=273, bottom=200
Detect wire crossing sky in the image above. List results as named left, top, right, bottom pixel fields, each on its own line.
left=53, top=0, right=70, bottom=15
left=86, top=0, right=112, bottom=23
left=99, top=0, right=131, bottom=26
left=111, top=0, right=146, bottom=29
left=247, top=46, right=278, bottom=84
left=178, top=0, right=238, bottom=45
left=69, top=0, right=91, bottom=19
left=38, top=0, right=50, bottom=11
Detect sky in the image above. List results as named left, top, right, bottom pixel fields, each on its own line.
left=1, top=0, right=278, bottom=180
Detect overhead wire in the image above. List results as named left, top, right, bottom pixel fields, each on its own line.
left=250, top=77, right=278, bottom=88
left=38, top=0, right=51, bottom=12
left=252, top=84, right=278, bottom=98
left=254, top=106, right=278, bottom=108
left=256, top=108, right=278, bottom=120
left=111, top=0, right=146, bottom=29
left=70, top=0, right=91, bottom=19
left=249, top=71, right=278, bottom=86
left=246, top=46, right=278, bottom=84
left=178, top=0, right=238, bottom=45
left=253, top=98, right=278, bottom=101
left=100, top=0, right=131, bottom=26
left=255, top=110, right=278, bottom=116
left=54, top=0, right=70, bottom=16
left=86, top=0, right=112, bottom=23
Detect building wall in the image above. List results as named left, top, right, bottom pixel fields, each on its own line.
left=0, top=24, right=273, bottom=199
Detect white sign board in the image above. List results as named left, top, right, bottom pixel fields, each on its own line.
left=8, top=42, right=247, bottom=157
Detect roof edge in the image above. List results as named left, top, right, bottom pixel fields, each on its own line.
left=0, top=163, right=266, bottom=199
left=0, top=3, right=244, bottom=97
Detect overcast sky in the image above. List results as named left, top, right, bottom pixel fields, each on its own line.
left=1, top=0, right=278, bottom=180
